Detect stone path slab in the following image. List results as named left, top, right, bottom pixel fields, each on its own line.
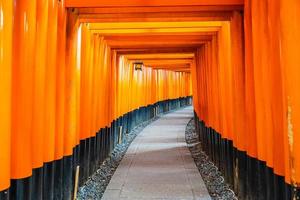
left=102, top=107, right=211, bottom=200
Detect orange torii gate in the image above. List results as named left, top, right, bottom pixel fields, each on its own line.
left=0, top=0, right=300, bottom=199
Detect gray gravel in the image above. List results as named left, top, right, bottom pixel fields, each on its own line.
left=77, top=116, right=159, bottom=200
left=185, top=118, right=238, bottom=200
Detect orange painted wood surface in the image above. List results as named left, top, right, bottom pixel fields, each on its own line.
left=1, top=0, right=300, bottom=192
left=0, top=0, right=13, bottom=190
left=66, top=0, right=244, bottom=8
left=11, top=0, right=36, bottom=179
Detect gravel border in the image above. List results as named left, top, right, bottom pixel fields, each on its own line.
left=77, top=106, right=191, bottom=199
left=77, top=116, right=159, bottom=200
left=185, top=118, right=238, bottom=200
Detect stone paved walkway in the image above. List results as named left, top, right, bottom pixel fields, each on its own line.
left=102, top=107, right=211, bottom=200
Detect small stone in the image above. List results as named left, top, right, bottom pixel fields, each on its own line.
left=185, top=118, right=237, bottom=200
left=77, top=117, right=158, bottom=199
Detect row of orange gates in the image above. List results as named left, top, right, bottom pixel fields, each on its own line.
left=192, top=1, right=300, bottom=199
left=1, top=0, right=300, bottom=199
left=0, top=1, right=192, bottom=199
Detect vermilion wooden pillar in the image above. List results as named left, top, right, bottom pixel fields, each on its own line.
left=0, top=0, right=13, bottom=195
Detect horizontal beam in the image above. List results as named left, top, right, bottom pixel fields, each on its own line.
left=140, top=59, right=194, bottom=66
left=79, top=13, right=232, bottom=23
left=94, top=33, right=215, bottom=49
left=79, top=14, right=233, bottom=23
left=90, top=27, right=220, bottom=35
left=93, top=31, right=216, bottom=37
left=153, top=67, right=191, bottom=72
left=111, top=43, right=203, bottom=49
left=80, top=16, right=231, bottom=23
left=104, top=35, right=211, bottom=48
left=123, top=53, right=195, bottom=60
left=115, top=48, right=197, bottom=54
left=77, top=7, right=239, bottom=23
left=150, top=65, right=190, bottom=69
left=66, top=0, right=244, bottom=8
left=105, top=41, right=206, bottom=48
left=88, top=21, right=222, bottom=30
left=104, top=35, right=212, bottom=41
left=77, top=6, right=243, bottom=14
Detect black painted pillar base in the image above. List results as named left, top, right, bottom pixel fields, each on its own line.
left=62, top=155, right=73, bottom=200
left=1, top=97, right=193, bottom=200
left=194, top=112, right=300, bottom=200
left=10, top=177, right=32, bottom=200
left=31, top=167, right=43, bottom=200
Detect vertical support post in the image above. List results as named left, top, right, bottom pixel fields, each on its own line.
left=118, top=126, right=123, bottom=144
left=73, top=166, right=80, bottom=200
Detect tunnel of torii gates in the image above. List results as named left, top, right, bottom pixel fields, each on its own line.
left=0, top=0, right=299, bottom=199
